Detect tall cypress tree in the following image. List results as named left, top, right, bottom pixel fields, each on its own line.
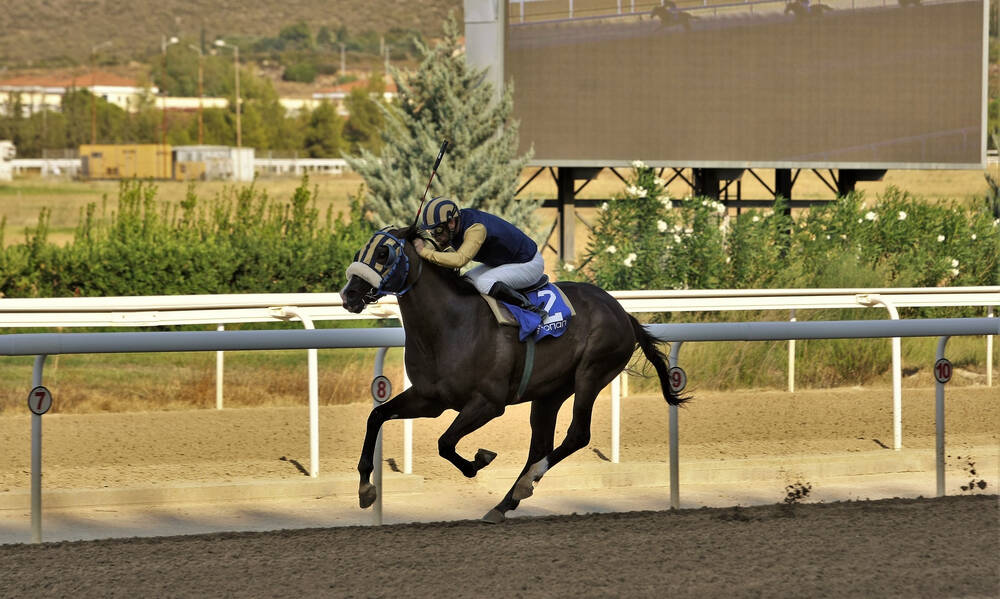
left=346, top=15, right=538, bottom=235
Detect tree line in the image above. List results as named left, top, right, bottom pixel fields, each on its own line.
left=0, top=75, right=385, bottom=159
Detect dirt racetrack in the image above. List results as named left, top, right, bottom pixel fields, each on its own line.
left=0, top=496, right=996, bottom=598
left=0, top=385, right=997, bottom=597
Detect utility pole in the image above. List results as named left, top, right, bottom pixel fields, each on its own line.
left=214, top=40, right=241, bottom=148
left=161, top=36, right=179, bottom=178
left=189, top=44, right=204, bottom=144
left=90, top=40, right=112, bottom=145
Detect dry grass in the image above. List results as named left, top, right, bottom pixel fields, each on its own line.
left=0, top=174, right=364, bottom=247
left=0, top=349, right=408, bottom=415
left=4, top=166, right=990, bottom=248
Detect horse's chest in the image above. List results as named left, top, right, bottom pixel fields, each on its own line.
left=407, top=342, right=517, bottom=402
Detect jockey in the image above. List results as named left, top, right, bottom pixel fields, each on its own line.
left=413, top=197, right=547, bottom=317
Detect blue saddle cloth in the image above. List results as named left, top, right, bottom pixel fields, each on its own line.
left=501, top=283, right=573, bottom=342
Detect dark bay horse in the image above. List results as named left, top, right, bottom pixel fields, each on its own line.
left=651, top=4, right=697, bottom=32
left=340, top=226, right=688, bottom=522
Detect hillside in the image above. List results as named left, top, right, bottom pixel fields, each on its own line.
left=0, top=0, right=463, bottom=67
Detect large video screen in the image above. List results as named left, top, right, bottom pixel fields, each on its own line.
left=506, top=0, right=986, bottom=168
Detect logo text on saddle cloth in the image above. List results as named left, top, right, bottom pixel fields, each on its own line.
left=503, top=284, right=573, bottom=342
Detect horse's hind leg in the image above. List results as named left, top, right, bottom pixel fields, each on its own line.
left=437, top=394, right=505, bottom=478
left=358, top=388, right=444, bottom=509
left=512, top=373, right=608, bottom=502
left=483, top=397, right=562, bottom=523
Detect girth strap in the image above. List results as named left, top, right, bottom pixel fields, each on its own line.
left=514, top=335, right=536, bottom=401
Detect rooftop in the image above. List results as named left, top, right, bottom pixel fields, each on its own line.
left=0, top=70, right=146, bottom=90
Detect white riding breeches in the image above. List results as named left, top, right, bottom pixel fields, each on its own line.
left=465, top=252, right=545, bottom=294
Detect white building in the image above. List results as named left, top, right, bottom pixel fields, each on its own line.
left=0, top=141, right=15, bottom=181
left=0, top=70, right=153, bottom=116
left=312, top=75, right=397, bottom=116
left=173, top=145, right=255, bottom=182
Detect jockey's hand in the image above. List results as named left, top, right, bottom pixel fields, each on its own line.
left=413, top=238, right=425, bottom=253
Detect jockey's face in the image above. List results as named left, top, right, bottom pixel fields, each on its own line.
left=431, top=216, right=457, bottom=248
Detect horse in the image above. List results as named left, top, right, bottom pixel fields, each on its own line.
left=340, top=225, right=688, bottom=523
left=784, top=0, right=833, bottom=18
left=651, top=3, right=697, bottom=31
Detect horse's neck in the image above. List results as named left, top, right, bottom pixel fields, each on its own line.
left=397, top=261, right=469, bottom=332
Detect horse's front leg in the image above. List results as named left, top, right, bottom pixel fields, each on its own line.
left=436, top=394, right=505, bottom=478
left=358, top=388, right=443, bottom=509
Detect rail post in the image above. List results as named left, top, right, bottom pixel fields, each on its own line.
left=934, top=336, right=950, bottom=497
left=988, top=307, right=994, bottom=387
left=668, top=341, right=684, bottom=510
left=857, top=295, right=903, bottom=449
left=372, top=346, right=390, bottom=525
left=611, top=376, right=621, bottom=463
left=281, top=308, right=320, bottom=477
left=216, top=324, right=224, bottom=409
left=403, top=368, right=413, bottom=474
left=788, top=309, right=796, bottom=392
left=30, top=354, right=47, bottom=544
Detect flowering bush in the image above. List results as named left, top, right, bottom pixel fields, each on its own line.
left=569, top=164, right=1000, bottom=292
left=576, top=161, right=728, bottom=290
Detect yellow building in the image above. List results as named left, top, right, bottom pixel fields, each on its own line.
left=80, top=144, right=172, bottom=180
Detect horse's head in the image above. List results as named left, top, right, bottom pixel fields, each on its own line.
left=340, top=226, right=420, bottom=313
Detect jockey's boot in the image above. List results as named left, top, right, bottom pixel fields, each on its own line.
left=488, top=281, right=547, bottom=319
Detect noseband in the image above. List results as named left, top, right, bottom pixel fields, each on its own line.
left=347, top=229, right=422, bottom=303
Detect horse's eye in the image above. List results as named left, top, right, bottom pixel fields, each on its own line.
left=374, top=246, right=390, bottom=266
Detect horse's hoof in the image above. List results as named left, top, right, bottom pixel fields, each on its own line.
left=475, top=448, right=497, bottom=469
left=512, top=476, right=536, bottom=501
left=359, top=482, right=377, bottom=509
left=481, top=508, right=506, bottom=524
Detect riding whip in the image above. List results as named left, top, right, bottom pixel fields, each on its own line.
left=412, top=139, right=450, bottom=228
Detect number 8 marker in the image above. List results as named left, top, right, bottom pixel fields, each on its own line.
left=371, top=375, right=392, bottom=404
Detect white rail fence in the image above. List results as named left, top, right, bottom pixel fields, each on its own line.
left=1, top=286, right=995, bottom=467
left=4, top=317, right=996, bottom=542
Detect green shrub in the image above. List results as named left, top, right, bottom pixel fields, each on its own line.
left=578, top=165, right=1000, bottom=292
left=0, top=176, right=375, bottom=298
left=282, top=61, right=318, bottom=83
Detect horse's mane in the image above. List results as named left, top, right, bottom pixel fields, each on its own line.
left=396, top=224, right=479, bottom=296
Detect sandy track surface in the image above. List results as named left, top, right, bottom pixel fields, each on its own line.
left=0, top=386, right=996, bottom=492
left=0, top=386, right=997, bottom=597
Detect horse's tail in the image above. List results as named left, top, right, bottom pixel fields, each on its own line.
left=629, top=315, right=689, bottom=406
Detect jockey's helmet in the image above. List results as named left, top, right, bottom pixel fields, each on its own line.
left=420, top=197, right=458, bottom=230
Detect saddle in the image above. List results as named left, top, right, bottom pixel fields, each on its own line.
left=478, top=276, right=576, bottom=400
left=480, top=275, right=576, bottom=332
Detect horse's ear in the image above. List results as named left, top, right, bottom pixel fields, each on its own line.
left=399, top=225, right=418, bottom=242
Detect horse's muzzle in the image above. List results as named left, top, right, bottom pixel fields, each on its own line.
left=340, top=278, right=372, bottom=314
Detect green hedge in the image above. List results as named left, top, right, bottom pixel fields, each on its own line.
left=0, top=176, right=375, bottom=298
left=567, top=163, right=1000, bottom=294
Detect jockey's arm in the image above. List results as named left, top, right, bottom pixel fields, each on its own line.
left=417, top=223, right=486, bottom=268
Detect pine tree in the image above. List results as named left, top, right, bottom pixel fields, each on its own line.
left=346, top=15, right=538, bottom=235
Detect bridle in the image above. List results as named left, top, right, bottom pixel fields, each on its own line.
left=346, top=229, right=423, bottom=303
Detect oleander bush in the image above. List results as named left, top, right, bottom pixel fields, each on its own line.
left=571, top=162, right=999, bottom=294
